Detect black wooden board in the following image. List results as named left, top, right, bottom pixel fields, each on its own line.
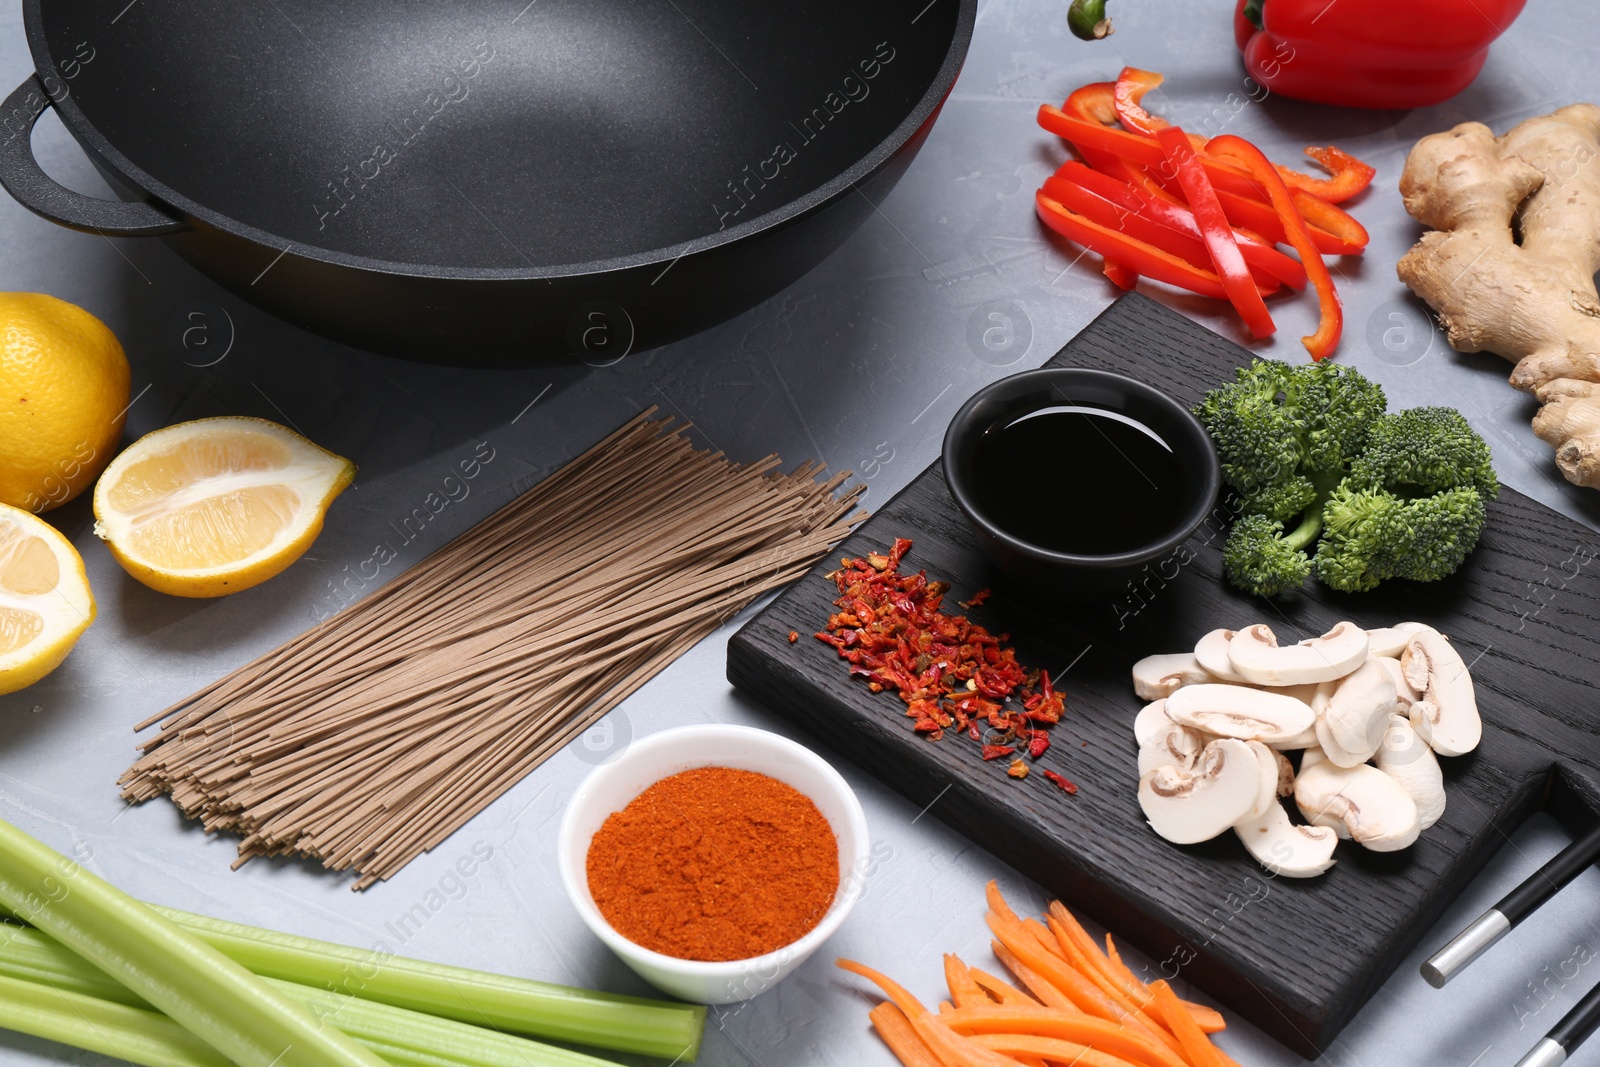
left=727, top=293, right=1600, bottom=1057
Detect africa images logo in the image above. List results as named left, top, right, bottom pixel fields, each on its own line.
left=712, top=41, right=897, bottom=231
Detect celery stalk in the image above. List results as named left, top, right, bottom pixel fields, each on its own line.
left=277, top=979, right=633, bottom=1066
left=0, top=972, right=567, bottom=1067
left=145, top=903, right=704, bottom=1061
left=0, top=921, right=628, bottom=1066
left=0, top=922, right=144, bottom=1007
left=0, top=817, right=387, bottom=1067
left=0, top=973, right=228, bottom=1067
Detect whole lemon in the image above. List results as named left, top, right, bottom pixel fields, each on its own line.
left=0, top=293, right=130, bottom=513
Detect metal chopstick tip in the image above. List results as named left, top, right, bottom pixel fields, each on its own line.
left=1421, top=909, right=1512, bottom=988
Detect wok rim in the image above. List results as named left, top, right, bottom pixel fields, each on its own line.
left=24, top=0, right=977, bottom=283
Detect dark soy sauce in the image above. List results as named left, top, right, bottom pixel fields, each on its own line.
left=970, top=404, right=1188, bottom=555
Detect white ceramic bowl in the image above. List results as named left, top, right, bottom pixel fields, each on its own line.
left=557, top=724, right=869, bottom=1005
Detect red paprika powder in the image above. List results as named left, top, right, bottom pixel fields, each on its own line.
left=586, top=767, right=839, bottom=962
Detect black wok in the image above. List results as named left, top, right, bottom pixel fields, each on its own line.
left=1, top=1, right=974, bottom=362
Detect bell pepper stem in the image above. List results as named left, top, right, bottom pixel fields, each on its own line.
left=1067, top=0, right=1113, bottom=40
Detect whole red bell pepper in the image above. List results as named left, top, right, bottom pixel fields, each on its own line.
left=1234, top=0, right=1527, bottom=109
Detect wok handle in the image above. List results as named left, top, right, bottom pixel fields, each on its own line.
left=0, top=75, right=185, bottom=236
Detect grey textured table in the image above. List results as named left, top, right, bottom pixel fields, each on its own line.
left=2, top=2, right=1598, bottom=1065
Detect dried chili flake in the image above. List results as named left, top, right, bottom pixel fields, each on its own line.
left=959, top=587, right=992, bottom=610
left=1027, top=731, right=1051, bottom=760
left=816, top=539, right=1075, bottom=791
left=788, top=630, right=799, bottom=643
left=1041, top=770, right=1080, bottom=796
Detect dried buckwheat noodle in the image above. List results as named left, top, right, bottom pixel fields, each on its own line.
left=120, top=410, right=866, bottom=889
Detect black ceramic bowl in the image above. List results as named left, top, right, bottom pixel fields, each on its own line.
left=942, top=368, right=1221, bottom=599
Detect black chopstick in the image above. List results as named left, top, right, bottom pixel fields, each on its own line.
left=1422, top=822, right=1600, bottom=987
left=1512, top=976, right=1600, bottom=1067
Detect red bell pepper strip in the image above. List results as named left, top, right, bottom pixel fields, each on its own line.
left=1274, top=145, right=1376, bottom=204
left=1113, top=68, right=1209, bottom=150
left=1063, top=81, right=1118, bottom=126
left=1036, top=192, right=1236, bottom=300
left=1051, top=163, right=1306, bottom=289
left=1061, top=83, right=1144, bottom=289
left=1102, top=259, right=1139, bottom=290
left=1153, top=125, right=1275, bottom=339
left=1112, top=67, right=1169, bottom=135
left=1208, top=135, right=1343, bottom=359
left=1235, top=0, right=1528, bottom=111
left=1040, top=175, right=1282, bottom=296
left=1037, top=105, right=1368, bottom=253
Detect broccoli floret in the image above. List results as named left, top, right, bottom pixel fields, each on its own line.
left=1291, top=361, right=1389, bottom=476
left=1196, top=358, right=1495, bottom=598
left=1314, top=483, right=1489, bottom=592
left=1222, top=513, right=1314, bottom=597
left=1311, top=484, right=1404, bottom=592
left=1194, top=360, right=1303, bottom=495
left=1348, top=407, right=1500, bottom=498
left=1238, top=476, right=1319, bottom=523
left=1195, top=359, right=1389, bottom=495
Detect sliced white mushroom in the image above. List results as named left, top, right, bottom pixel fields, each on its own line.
left=1375, top=713, right=1446, bottom=830
left=1294, top=760, right=1422, bottom=852
left=1238, top=740, right=1281, bottom=822
left=1139, top=738, right=1262, bottom=845
left=1372, top=654, right=1421, bottom=706
left=1133, top=700, right=1172, bottom=746
left=1233, top=803, right=1338, bottom=878
left=1296, top=746, right=1334, bottom=839
left=1314, top=659, right=1400, bottom=768
left=1137, top=719, right=1207, bottom=777
left=1264, top=682, right=1328, bottom=750
left=1131, top=653, right=1211, bottom=701
left=1271, top=748, right=1295, bottom=797
left=1164, top=684, right=1315, bottom=745
left=1271, top=682, right=1322, bottom=705
left=1193, top=629, right=1247, bottom=683
left=1401, top=627, right=1482, bottom=757
left=1226, top=622, right=1370, bottom=686
left=1366, top=622, right=1427, bottom=658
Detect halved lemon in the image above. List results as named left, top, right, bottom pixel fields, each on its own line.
left=92, top=417, right=355, bottom=598
left=0, top=504, right=95, bottom=695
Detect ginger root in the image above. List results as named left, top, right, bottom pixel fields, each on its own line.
left=1398, top=104, right=1600, bottom=489
left=1533, top=378, right=1600, bottom=488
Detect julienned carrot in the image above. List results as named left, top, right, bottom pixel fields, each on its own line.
left=1044, top=905, right=1200, bottom=1040
left=1050, top=903, right=1136, bottom=994
left=1104, top=934, right=1227, bottom=1034
left=868, top=1003, right=942, bottom=1067
left=836, top=959, right=1018, bottom=1067
left=990, top=941, right=1078, bottom=1012
left=987, top=907, right=1138, bottom=1028
left=1150, top=981, right=1226, bottom=1067
left=967, top=966, right=1039, bottom=1007
left=944, top=956, right=1052, bottom=1067
left=969, top=1032, right=1149, bottom=1067
left=844, top=888, right=1239, bottom=1067
left=1043, top=903, right=1225, bottom=1040
left=985, top=886, right=1185, bottom=1060
left=938, top=1006, right=1188, bottom=1067
left=1046, top=916, right=1170, bottom=1038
